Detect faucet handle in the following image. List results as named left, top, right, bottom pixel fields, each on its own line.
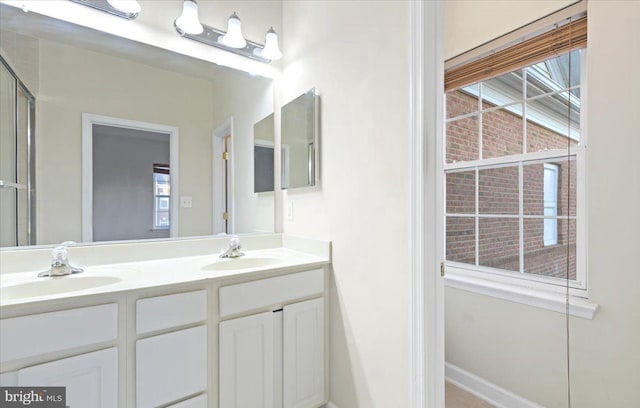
left=51, top=245, right=69, bottom=264
left=229, top=235, right=241, bottom=248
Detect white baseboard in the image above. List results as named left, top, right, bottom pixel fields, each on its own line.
left=445, top=362, right=543, bottom=408
left=323, top=403, right=339, bottom=408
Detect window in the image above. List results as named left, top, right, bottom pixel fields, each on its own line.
left=445, top=49, right=585, bottom=293
left=153, top=164, right=170, bottom=229
left=543, top=163, right=559, bottom=246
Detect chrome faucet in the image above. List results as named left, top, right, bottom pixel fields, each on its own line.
left=220, top=235, right=245, bottom=258
left=38, top=242, right=84, bottom=277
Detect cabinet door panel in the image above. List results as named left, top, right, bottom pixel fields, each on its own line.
left=17, top=348, right=117, bottom=408
left=283, top=298, right=325, bottom=408
left=220, top=312, right=274, bottom=408
left=136, top=326, right=207, bottom=408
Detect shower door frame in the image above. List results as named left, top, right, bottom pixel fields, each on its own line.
left=0, top=55, right=36, bottom=246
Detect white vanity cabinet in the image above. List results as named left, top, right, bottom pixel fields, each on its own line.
left=135, top=290, right=208, bottom=408
left=0, top=304, right=119, bottom=407
left=0, top=247, right=330, bottom=408
left=219, top=269, right=327, bottom=408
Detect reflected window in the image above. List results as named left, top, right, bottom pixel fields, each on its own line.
left=153, top=164, right=170, bottom=229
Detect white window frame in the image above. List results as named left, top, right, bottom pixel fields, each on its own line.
left=443, top=51, right=588, bottom=299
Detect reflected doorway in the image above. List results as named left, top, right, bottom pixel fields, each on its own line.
left=82, top=114, right=179, bottom=242
left=212, top=118, right=234, bottom=235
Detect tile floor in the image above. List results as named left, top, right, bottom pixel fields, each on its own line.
left=445, top=381, right=496, bottom=408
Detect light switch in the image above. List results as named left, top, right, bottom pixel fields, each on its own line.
left=180, top=196, right=193, bottom=208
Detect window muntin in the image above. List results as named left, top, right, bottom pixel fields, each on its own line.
left=444, top=50, right=584, bottom=291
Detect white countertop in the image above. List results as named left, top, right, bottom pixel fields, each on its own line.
left=0, top=235, right=331, bottom=308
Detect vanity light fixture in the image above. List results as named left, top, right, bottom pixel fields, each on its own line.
left=173, top=2, right=282, bottom=63
left=175, top=0, right=203, bottom=35
left=107, top=0, right=141, bottom=14
left=258, top=27, right=283, bottom=60
left=69, top=0, right=141, bottom=20
left=220, top=12, right=247, bottom=48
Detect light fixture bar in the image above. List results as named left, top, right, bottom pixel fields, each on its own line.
left=69, top=0, right=140, bottom=20
left=175, top=23, right=271, bottom=63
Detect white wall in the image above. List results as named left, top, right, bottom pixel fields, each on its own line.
left=444, top=0, right=577, bottom=60
left=444, top=1, right=640, bottom=407
left=281, top=1, right=410, bottom=406
left=0, top=29, right=38, bottom=93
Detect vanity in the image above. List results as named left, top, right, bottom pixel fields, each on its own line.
left=0, top=234, right=331, bottom=408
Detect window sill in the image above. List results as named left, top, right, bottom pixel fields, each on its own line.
left=444, top=272, right=598, bottom=319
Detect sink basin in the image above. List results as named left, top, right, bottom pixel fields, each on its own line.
left=201, top=257, right=282, bottom=272
left=1, top=276, right=123, bottom=301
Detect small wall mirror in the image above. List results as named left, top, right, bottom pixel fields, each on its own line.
left=254, top=113, right=275, bottom=193
left=281, top=88, right=319, bottom=189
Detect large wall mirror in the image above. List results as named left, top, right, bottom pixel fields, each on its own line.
left=281, top=88, right=319, bottom=189
left=0, top=4, right=275, bottom=247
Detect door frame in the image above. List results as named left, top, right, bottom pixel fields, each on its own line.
left=410, top=1, right=445, bottom=407
left=212, top=117, right=234, bottom=234
left=81, top=113, right=179, bottom=242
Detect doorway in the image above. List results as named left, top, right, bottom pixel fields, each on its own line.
left=81, top=114, right=179, bottom=242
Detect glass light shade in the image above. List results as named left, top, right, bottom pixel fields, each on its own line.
left=221, top=13, right=247, bottom=48
left=107, top=0, right=141, bottom=14
left=175, top=0, right=203, bottom=35
left=260, top=27, right=282, bottom=60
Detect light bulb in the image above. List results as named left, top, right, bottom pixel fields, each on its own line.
left=107, top=0, right=141, bottom=14
left=221, top=12, right=247, bottom=49
left=260, top=27, right=282, bottom=60
left=175, top=0, right=203, bottom=35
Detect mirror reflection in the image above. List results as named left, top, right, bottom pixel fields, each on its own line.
left=281, top=88, right=319, bottom=189
left=253, top=114, right=275, bottom=193
left=0, top=4, right=275, bottom=247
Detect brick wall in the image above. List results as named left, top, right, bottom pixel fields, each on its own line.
left=446, top=90, right=577, bottom=279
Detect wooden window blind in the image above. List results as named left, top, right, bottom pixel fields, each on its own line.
left=445, top=16, right=587, bottom=92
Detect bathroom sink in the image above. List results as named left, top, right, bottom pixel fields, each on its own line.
left=0, top=275, right=123, bottom=301
left=201, top=257, right=282, bottom=272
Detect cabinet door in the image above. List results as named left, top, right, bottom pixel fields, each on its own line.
left=220, top=311, right=274, bottom=408
left=17, top=348, right=117, bottom=408
left=136, top=326, right=207, bottom=408
left=283, top=298, right=325, bottom=408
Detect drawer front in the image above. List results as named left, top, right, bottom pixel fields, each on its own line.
left=136, top=326, right=207, bottom=408
left=166, top=394, right=207, bottom=408
left=18, top=348, right=118, bottom=408
left=0, top=304, right=118, bottom=363
left=136, top=290, right=207, bottom=334
left=219, top=269, right=324, bottom=318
